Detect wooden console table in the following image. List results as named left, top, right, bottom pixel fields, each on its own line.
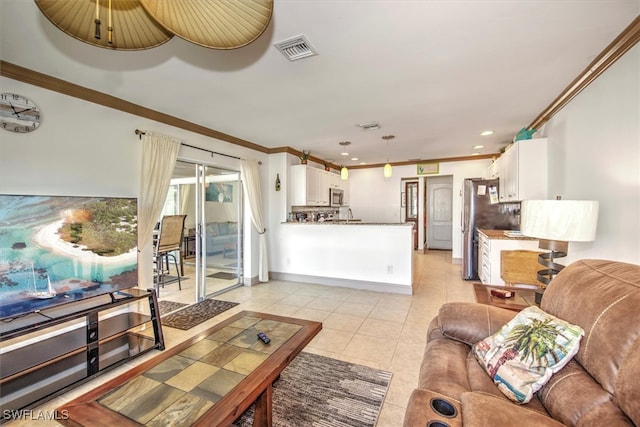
left=58, top=311, right=322, bottom=427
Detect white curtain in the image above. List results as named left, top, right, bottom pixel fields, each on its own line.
left=241, top=159, right=269, bottom=282
left=138, top=132, right=182, bottom=249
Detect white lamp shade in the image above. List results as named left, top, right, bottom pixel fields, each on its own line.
left=340, top=166, right=349, bottom=180
left=521, top=200, right=599, bottom=242
left=383, top=163, right=392, bottom=178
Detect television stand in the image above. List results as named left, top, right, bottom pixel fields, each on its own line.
left=0, top=288, right=164, bottom=414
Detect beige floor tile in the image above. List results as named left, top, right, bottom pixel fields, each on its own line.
left=335, top=300, right=375, bottom=317
left=293, top=307, right=332, bottom=322
left=377, top=401, right=407, bottom=427
left=261, top=303, right=301, bottom=317
left=357, top=318, right=404, bottom=338
left=307, top=328, right=355, bottom=354
left=343, top=334, right=397, bottom=366
left=368, top=304, right=409, bottom=323
left=278, top=294, right=317, bottom=307
left=306, top=296, right=343, bottom=311
left=322, top=312, right=365, bottom=333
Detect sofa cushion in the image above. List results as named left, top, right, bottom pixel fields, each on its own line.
left=206, top=223, right=218, bottom=236
left=539, top=359, right=636, bottom=426
left=472, top=306, right=584, bottom=404
left=460, top=392, right=565, bottom=427
left=540, top=259, right=640, bottom=426
left=436, top=302, right=516, bottom=346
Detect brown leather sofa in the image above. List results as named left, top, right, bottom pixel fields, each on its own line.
left=403, top=259, right=640, bottom=426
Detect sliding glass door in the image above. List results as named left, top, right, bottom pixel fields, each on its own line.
left=196, top=164, right=243, bottom=299
left=169, top=161, right=243, bottom=302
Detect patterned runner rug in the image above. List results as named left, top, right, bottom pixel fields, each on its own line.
left=160, top=299, right=238, bottom=330
left=207, top=272, right=237, bottom=280
left=234, top=351, right=392, bottom=427
left=157, top=300, right=188, bottom=314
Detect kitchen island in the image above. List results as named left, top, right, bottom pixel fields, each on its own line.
left=272, top=222, right=414, bottom=294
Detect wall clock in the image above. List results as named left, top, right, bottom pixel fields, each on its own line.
left=0, top=93, right=41, bottom=133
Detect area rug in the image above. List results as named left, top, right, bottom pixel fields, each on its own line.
left=207, top=272, right=237, bottom=280
left=160, top=299, right=239, bottom=330
left=233, top=352, right=392, bottom=427
left=157, top=300, right=188, bottom=314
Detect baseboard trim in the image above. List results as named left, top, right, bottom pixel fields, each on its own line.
left=270, top=272, right=412, bottom=295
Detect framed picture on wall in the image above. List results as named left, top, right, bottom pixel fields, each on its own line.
left=417, top=163, right=439, bottom=175
left=205, top=183, right=233, bottom=202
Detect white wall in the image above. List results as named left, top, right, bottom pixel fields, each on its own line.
left=539, top=44, right=640, bottom=265
left=348, top=160, right=492, bottom=261
left=0, top=78, right=269, bottom=288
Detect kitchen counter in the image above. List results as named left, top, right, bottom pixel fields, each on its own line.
left=273, top=222, right=414, bottom=294
left=283, top=221, right=412, bottom=226
left=478, top=229, right=538, bottom=240
left=478, top=229, right=541, bottom=285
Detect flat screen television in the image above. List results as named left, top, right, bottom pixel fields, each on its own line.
left=0, top=194, right=138, bottom=319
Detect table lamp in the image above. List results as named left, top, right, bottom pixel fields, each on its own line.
left=520, top=199, right=599, bottom=290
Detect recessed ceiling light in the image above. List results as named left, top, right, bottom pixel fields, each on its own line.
left=473, top=145, right=484, bottom=149
left=341, top=152, right=349, bottom=156
left=350, top=157, right=359, bottom=161
left=359, top=162, right=367, bottom=165
left=480, top=130, right=494, bottom=136
left=471, top=152, right=481, bottom=156
left=358, top=122, right=380, bottom=131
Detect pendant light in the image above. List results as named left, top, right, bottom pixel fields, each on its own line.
left=382, top=135, right=395, bottom=179
left=341, top=166, right=349, bottom=180
left=338, top=141, right=351, bottom=180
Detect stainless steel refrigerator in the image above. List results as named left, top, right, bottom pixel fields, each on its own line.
left=461, top=178, right=519, bottom=280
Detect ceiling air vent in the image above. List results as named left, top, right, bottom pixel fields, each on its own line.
left=274, top=35, right=318, bottom=61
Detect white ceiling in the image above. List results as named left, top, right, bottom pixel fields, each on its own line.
left=1, top=1, right=638, bottom=167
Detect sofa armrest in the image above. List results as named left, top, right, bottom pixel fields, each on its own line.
left=435, top=302, right=516, bottom=345
left=461, top=392, right=564, bottom=427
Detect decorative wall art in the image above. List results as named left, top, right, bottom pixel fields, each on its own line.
left=417, top=163, right=439, bottom=175
left=205, top=183, right=233, bottom=203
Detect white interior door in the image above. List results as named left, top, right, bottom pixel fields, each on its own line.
left=426, top=175, right=453, bottom=250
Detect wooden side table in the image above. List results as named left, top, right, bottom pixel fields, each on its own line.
left=473, top=283, right=537, bottom=312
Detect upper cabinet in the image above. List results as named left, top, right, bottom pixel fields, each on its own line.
left=291, top=165, right=345, bottom=206
left=497, top=138, right=548, bottom=202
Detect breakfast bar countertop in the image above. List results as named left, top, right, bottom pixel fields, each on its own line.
left=478, top=229, right=538, bottom=240
left=282, top=221, right=413, bottom=226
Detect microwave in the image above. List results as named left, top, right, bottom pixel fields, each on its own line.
left=330, top=188, right=344, bottom=206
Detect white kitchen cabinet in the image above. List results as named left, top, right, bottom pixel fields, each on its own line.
left=478, top=229, right=540, bottom=285
left=487, top=159, right=499, bottom=179
left=291, top=165, right=330, bottom=206
left=497, top=138, right=548, bottom=202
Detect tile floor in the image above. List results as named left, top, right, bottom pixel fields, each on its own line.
left=5, top=250, right=477, bottom=427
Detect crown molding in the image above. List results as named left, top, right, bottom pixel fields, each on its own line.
left=528, top=15, right=640, bottom=131
left=0, top=60, right=270, bottom=154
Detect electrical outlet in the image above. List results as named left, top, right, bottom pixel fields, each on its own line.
left=387, top=264, right=393, bottom=274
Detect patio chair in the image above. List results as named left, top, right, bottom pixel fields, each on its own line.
left=154, top=215, right=186, bottom=292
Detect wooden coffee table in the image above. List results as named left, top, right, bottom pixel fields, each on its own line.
left=58, top=311, right=322, bottom=427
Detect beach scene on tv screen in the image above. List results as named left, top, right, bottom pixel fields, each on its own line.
left=0, top=195, right=138, bottom=307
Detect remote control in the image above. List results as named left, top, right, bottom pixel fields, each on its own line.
left=257, top=332, right=271, bottom=344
